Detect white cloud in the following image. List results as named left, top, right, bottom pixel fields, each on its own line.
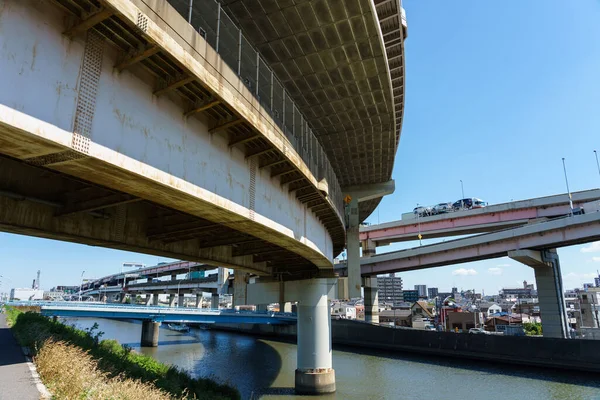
left=488, top=267, right=503, bottom=276
left=581, top=242, right=600, bottom=253
left=593, top=257, right=600, bottom=262
left=452, top=268, right=478, bottom=276
left=496, top=263, right=510, bottom=267
left=563, top=272, right=598, bottom=283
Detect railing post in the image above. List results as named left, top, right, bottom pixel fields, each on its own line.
left=215, top=5, right=221, bottom=52
left=187, top=0, right=193, bottom=23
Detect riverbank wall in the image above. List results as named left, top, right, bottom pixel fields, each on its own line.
left=210, top=319, right=600, bottom=373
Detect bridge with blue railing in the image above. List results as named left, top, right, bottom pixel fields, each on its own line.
left=6, top=301, right=296, bottom=346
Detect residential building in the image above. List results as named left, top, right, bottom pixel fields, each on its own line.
left=486, top=303, right=502, bottom=317
left=377, top=276, right=404, bottom=306
left=447, top=312, right=482, bottom=332
left=414, top=285, right=427, bottom=298
left=411, top=301, right=434, bottom=320
left=579, top=288, right=600, bottom=328
left=379, top=309, right=412, bottom=327
left=402, top=290, right=419, bottom=303
left=428, top=287, right=439, bottom=299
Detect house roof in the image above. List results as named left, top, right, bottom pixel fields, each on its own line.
left=411, top=301, right=434, bottom=318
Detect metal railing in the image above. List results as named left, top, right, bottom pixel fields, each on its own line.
left=165, top=0, right=344, bottom=217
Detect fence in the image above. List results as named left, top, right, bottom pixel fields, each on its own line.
left=166, top=0, right=344, bottom=217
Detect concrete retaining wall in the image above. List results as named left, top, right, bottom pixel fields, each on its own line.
left=211, top=319, right=600, bottom=373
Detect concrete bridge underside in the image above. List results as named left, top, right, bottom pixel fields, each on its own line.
left=0, top=0, right=406, bottom=394
left=0, top=0, right=350, bottom=279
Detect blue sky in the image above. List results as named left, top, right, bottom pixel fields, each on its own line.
left=1, top=1, right=600, bottom=295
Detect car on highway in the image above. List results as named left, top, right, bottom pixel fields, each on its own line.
left=432, top=202, right=453, bottom=215
left=453, top=198, right=473, bottom=210
left=413, top=206, right=432, bottom=217
left=472, top=198, right=487, bottom=209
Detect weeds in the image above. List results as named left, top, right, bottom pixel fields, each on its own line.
left=6, top=307, right=240, bottom=400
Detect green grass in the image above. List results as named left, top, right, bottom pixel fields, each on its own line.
left=6, top=307, right=240, bottom=400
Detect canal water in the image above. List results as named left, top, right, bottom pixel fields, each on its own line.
left=64, top=318, right=600, bottom=400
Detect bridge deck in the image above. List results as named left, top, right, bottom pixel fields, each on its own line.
left=336, top=212, right=600, bottom=275
left=360, top=189, right=600, bottom=244
left=35, top=303, right=296, bottom=325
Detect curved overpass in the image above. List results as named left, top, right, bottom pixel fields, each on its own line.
left=0, top=0, right=405, bottom=279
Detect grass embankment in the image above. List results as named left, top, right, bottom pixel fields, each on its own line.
left=6, top=307, right=239, bottom=400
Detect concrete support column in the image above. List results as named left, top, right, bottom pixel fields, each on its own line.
left=278, top=281, right=292, bottom=312
left=152, top=294, right=159, bottom=306
left=211, top=293, right=219, bottom=309
left=361, top=239, right=376, bottom=258
left=218, top=267, right=230, bottom=294
left=145, top=294, right=153, bottom=306
left=346, top=197, right=361, bottom=299
left=169, top=294, right=176, bottom=307
left=141, top=320, right=160, bottom=347
left=195, top=293, right=202, bottom=308
left=120, top=293, right=128, bottom=303
left=171, top=274, right=177, bottom=281
left=233, top=271, right=249, bottom=306
left=363, top=277, right=379, bottom=324
left=509, top=249, right=569, bottom=338
left=295, top=278, right=336, bottom=394
left=178, top=294, right=185, bottom=308
left=256, top=304, right=268, bottom=312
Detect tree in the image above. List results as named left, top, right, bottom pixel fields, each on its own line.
left=523, top=322, right=542, bottom=336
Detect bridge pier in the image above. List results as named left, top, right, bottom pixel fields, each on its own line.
left=295, top=278, right=336, bottom=394
left=153, top=294, right=159, bottom=306
left=211, top=293, right=219, bottom=309
left=145, top=294, right=153, bottom=306
left=169, top=294, right=176, bottom=307
left=233, top=271, right=249, bottom=306
left=141, top=321, right=160, bottom=347
left=346, top=197, right=362, bottom=299
left=196, top=294, right=202, bottom=308
left=509, top=249, right=569, bottom=338
left=363, top=277, right=379, bottom=324
left=362, top=239, right=376, bottom=257
left=178, top=294, right=185, bottom=308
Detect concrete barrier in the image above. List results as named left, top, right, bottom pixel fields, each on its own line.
left=211, top=319, right=600, bottom=373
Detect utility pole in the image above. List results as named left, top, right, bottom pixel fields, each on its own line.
left=594, top=150, right=600, bottom=182
left=460, top=180, right=465, bottom=209
left=79, top=270, right=85, bottom=302
left=562, top=158, right=574, bottom=215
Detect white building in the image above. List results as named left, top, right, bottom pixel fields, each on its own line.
left=487, top=303, right=502, bottom=317
left=10, top=288, right=44, bottom=301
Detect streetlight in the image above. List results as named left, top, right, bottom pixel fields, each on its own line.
left=594, top=150, right=600, bottom=181
left=561, top=158, right=574, bottom=215
left=416, top=203, right=422, bottom=246
left=460, top=180, right=465, bottom=209
left=79, top=270, right=85, bottom=302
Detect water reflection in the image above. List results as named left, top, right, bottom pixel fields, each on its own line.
left=64, top=318, right=600, bottom=400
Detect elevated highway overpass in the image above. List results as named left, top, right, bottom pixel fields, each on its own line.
left=359, top=189, right=600, bottom=250
left=340, top=211, right=600, bottom=339
left=0, top=0, right=406, bottom=393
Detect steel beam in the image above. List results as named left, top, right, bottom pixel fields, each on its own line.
left=185, top=99, right=221, bottom=118
left=64, top=8, right=114, bottom=37
left=115, top=46, right=160, bottom=71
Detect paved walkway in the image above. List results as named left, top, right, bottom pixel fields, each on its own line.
left=0, top=313, right=41, bottom=400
